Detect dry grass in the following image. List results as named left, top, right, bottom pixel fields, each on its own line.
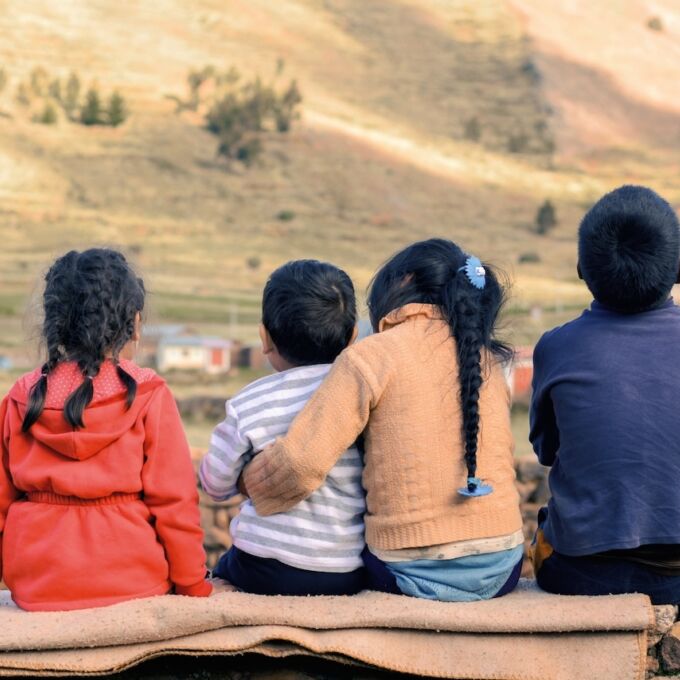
left=0, top=0, right=677, bottom=378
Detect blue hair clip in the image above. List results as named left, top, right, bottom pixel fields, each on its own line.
left=457, top=477, right=494, bottom=498
left=459, top=256, right=486, bottom=290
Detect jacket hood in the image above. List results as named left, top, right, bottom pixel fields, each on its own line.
left=8, top=360, right=166, bottom=461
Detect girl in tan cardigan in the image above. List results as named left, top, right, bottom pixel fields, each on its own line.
left=244, top=239, right=524, bottom=601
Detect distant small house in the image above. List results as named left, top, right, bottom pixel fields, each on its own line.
left=505, top=346, right=534, bottom=404
left=157, top=336, right=232, bottom=374
left=139, top=324, right=192, bottom=366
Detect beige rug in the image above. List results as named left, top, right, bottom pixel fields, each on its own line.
left=0, top=580, right=653, bottom=680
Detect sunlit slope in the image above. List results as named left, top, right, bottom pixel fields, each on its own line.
left=0, top=0, right=677, bottom=354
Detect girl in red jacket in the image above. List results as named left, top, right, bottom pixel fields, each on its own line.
left=0, top=248, right=211, bottom=611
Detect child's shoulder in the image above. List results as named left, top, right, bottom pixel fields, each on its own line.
left=228, top=364, right=331, bottom=411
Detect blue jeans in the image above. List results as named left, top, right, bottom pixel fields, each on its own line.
left=214, top=546, right=367, bottom=596
left=362, top=546, right=523, bottom=601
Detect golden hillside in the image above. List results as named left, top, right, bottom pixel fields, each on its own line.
left=0, top=0, right=678, bottom=360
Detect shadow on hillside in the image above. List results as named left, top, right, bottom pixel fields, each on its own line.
left=534, top=49, right=680, bottom=157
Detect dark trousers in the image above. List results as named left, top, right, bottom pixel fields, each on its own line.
left=213, top=546, right=367, bottom=596
left=536, top=551, right=680, bottom=605
left=361, top=547, right=523, bottom=598
left=534, top=508, right=680, bottom=605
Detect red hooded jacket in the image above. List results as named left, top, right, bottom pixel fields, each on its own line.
left=0, top=359, right=211, bottom=611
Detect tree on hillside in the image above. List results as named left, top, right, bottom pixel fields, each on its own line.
left=80, top=87, right=103, bottom=125
left=107, top=90, right=128, bottom=127
left=535, top=200, right=557, bottom=235
left=64, top=73, right=81, bottom=118
left=201, top=64, right=302, bottom=165
left=48, top=78, right=62, bottom=102
left=29, top=67, right=49, bottom=96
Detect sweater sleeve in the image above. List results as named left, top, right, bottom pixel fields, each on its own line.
left=199, top=401, right=253, bottom=501
left=0, top=397, right=20, bottom=582
left=245, top=347, right=384, bottom=516
left=142, top=385, right=211, bottom=597
left=529, top=337, right=559, bottom=467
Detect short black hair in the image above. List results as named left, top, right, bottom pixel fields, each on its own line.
left=262, top=260, right=356, bottom=366
left=579, top=185, right=680, bottom=313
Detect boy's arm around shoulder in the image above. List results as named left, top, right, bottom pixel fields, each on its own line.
left=529, top=332, right=560, bottom=467
left=245, top=342, right=388, bottom=516
left=142, top=383, right=211, bottom=597
left=199, top=400, right=252, bottom=501
left=0, top=396, right=21, bottom=582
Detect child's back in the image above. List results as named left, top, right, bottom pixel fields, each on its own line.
left=200, top=260, right=366, bottom=595
left=0, top=249, right=210, bottom=611
left=530, top=185, right=680, bottom=603
left=532, top=299, right=680, bottom=555
left=202, top=365, right=364, bottom=572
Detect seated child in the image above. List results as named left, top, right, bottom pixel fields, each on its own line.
left=199, top=260, right=366, bottom=596
left=530, top=185, right=680, bottom=604
left=243, top=239, right=524, bottom=602
left=0, top=249, right=211, bottom=611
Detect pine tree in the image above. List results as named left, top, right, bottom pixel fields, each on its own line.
left=80, top=87, right=102, bottom=125
left=107, top=90, right=128, bottom=127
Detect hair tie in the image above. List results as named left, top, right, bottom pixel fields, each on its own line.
left=458, top=477, right=494, bottom=498
left=85, top=375, right=94, bottom=381
left=459, top=255, right=486, bottom=290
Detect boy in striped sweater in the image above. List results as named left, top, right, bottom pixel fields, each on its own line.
left=199, top=260, right=366, bottom=595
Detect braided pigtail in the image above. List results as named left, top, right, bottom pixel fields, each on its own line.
left=115, top=361, right=138, bottom=409
left=367, top=238, right=512, bottom=498
left=24, top=249, right=145, bottom=431
left=450, top=285, right=484, bottom=491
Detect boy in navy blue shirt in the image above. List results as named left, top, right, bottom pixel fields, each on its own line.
left=530, top=185, right=680, bottom=603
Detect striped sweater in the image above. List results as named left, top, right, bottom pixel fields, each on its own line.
left=199, top=364, right=366, bottom=573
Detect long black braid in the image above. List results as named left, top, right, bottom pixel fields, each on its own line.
left=22, top=249, right=145, bottom=432
left=367, top=238, right=512, bottom=493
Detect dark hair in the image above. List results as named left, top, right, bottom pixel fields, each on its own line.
left=579, top=185, right=680, bottom=313
left=367, top=238, right=511, bottom=493
left=262, top=260, right=356, bottom=366
left=22, top=249, right=145, bottom=432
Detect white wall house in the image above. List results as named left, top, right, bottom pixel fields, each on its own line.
left=157, top=336, right=232, bottom=374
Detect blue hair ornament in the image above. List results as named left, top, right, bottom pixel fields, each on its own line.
left=458, top=477, right=494, bottom=498
left=459, top=256, right=486, bottom=290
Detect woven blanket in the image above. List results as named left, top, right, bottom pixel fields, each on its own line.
left=0, top=579, right=653, bottom=680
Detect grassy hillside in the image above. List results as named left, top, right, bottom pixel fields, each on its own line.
left=0, top=0, right=678, bottom=375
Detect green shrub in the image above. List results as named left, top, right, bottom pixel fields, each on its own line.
left=246, top=256, right=261, bottom=270
left=276, top=209, right=295, bottom=221
left=33, top=102, right=58, bottom=125
left=80, top=87, right=103, bottom=125
left=179, top=62, right=302, bottom=165
left=535, top=200, right=557, bottom=235
left=518, top=251, right=541, bottom=263
left=64, top=72, right=81, bottom=116
left=508, top=133, right=529, bottom=153
left=107, top=90, right=128, bottom=127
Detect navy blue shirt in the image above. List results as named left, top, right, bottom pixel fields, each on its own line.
left=530, top=299, right=680, bottom=556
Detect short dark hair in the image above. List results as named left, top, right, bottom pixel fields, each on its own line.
left=262, top=260, right=356, bottom=366
left=579, top=185, right=680, bottom=313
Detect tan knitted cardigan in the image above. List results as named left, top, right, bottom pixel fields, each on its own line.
left=245, top=303, right=522, bottom=551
